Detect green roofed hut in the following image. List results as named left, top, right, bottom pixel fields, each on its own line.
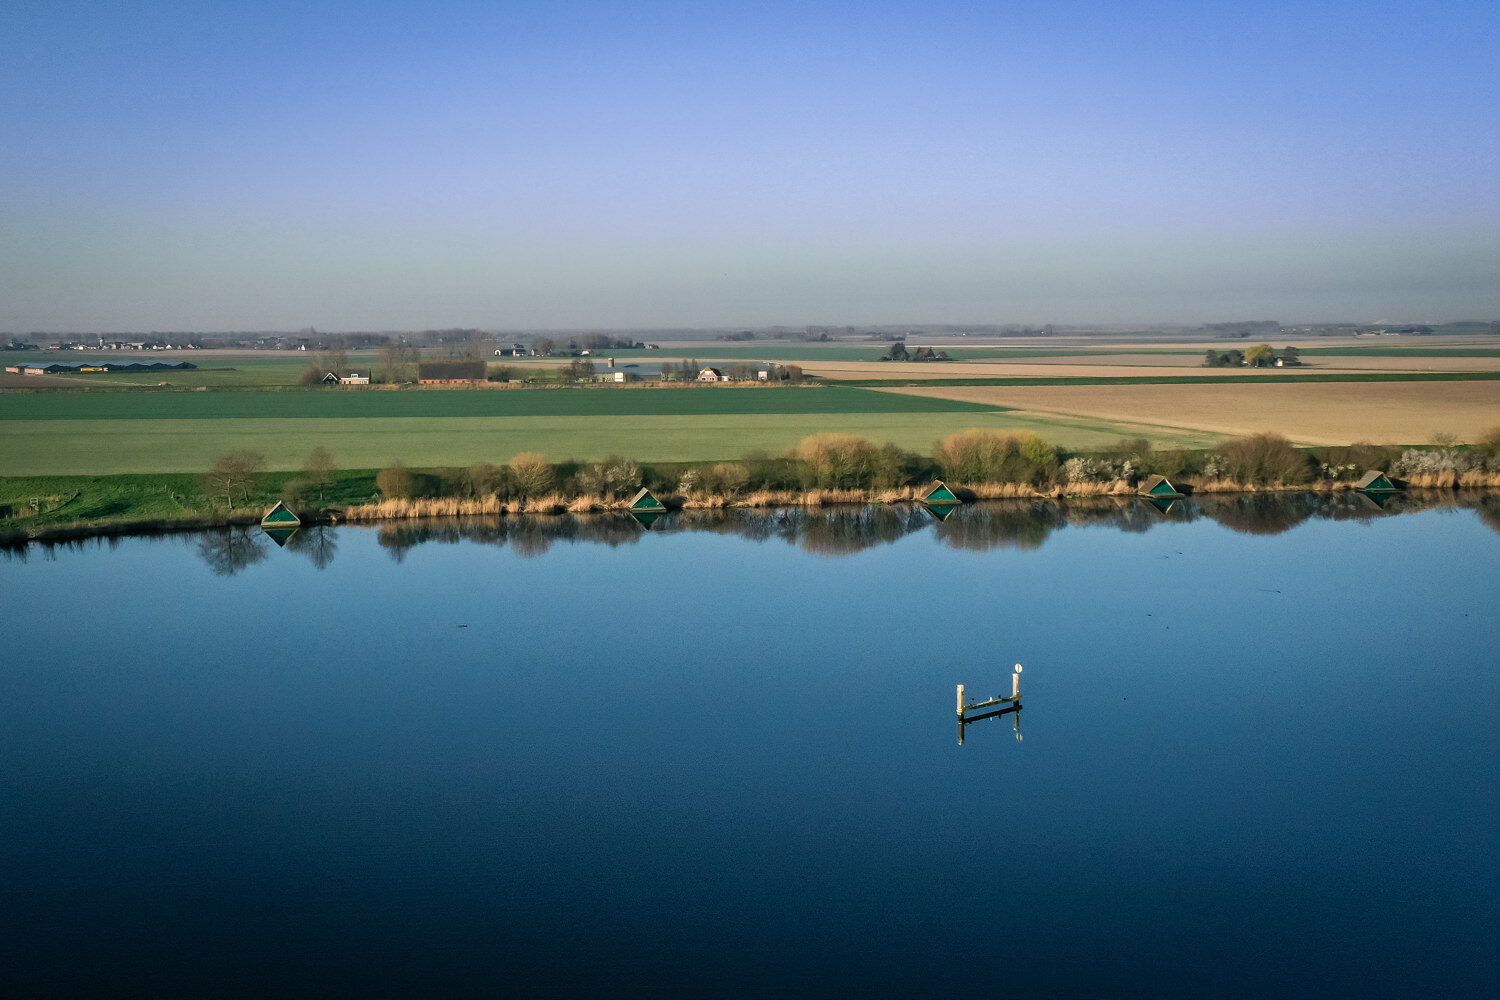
left=261, top=500, right=301, bottom=527
left=918, top=481, right=960, bottom=505
left=626, top=487, right=666, bottom=513
left=1138, top=475, right=1184, bottom=499
left=1355, top=470, right=1399, bottom=493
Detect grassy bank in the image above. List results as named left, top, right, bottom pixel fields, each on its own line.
left=6, top=430, right=1498, bottom=545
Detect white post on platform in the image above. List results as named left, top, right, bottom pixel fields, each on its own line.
left=956, top=684, right=965, bottom=717
left=1012, top=664, right=1022, bottom=700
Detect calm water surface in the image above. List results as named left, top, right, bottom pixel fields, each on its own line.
left=3, top=496, right=1498, bottom=998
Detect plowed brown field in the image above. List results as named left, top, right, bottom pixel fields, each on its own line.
left=879, top=382, right=1500, bottom=446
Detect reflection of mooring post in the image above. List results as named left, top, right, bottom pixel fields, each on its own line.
left=956, top=664, right=1024, bottom=745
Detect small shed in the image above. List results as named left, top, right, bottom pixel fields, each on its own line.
left=626, top=487, right=666, bottom=513
left=1138, top=475, right=1184, bottom=498
left=918, top=480, right=960, bottom=504
left=261, top=500, right=301, bottom=526
left=1355, top=470, right=1399, bottom=492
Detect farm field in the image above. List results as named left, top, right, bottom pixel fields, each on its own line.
left=844, top=353, right=1500, bottom=372
left=879, top=381, right=1500, bottom=446
left=7, top=339, right=1499, bottom=390
left=797, top=359, right=1389, bottom=380
left=0, top=410, right=1225, bottom=477
left=0, top=385, right=997, bottom=421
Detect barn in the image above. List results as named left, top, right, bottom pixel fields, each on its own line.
left=418, top=360, right=486, bottom=384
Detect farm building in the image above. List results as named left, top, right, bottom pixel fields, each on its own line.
left=12, top=360, right=197, bottom=375
left=626, top=488, right=667, bottom=513
left=697, top=367, right=727, bottom=382
left=104, top=360, right=196, bottom=371
left=1138, top=475, right=1184, bottom=498
left=918, top=481, right=960, bottom=504
left=320, top=371, right=370, bottom=385
left=15, top=362, right=83, bottom=374
left=261, top=501, right=301, bottom=527
left=1355, top=471, right=1399, bottom=492
left=418, top=360, right=485, bottom=384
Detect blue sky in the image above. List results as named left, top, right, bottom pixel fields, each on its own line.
left=2, top=1, right=1496, bottom=331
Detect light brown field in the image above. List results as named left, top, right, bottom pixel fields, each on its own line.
left=921, top=353, right=1500, bottom=372
left=794, top=359, right=1381, bottom=380
left=879, top=382, right=1500, bottom=446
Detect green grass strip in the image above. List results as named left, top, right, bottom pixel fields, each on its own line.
left=0, top=385, right=1007, bottom=421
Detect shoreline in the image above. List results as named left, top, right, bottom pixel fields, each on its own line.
left=7, top=476, right=1498, bottom=547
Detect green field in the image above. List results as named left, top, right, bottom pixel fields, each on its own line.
left=0, top=410, right=1222, bottom=476
left=0, top=385, right=1003, bottom=421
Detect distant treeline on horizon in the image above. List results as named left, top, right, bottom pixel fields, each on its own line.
left=8, top=320, right=1498, bottom=347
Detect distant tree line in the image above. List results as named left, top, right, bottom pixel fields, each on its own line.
left=1204, top=344, right=1300, bottom=367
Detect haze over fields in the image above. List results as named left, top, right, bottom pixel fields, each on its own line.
left=3, top=1, right=1498, bottom=333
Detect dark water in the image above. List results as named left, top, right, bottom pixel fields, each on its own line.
left=3, top=495, right=1498, bottom=999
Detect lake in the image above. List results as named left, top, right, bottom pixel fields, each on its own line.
left=3, top=494, right=1498, bottom=998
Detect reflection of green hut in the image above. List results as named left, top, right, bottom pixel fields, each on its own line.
left=1138, top=475, right=1183, bottom=498
left=1146, top=496, right=1178, bottom=515
left=1355, top=470, right=1399, bottom=493
left=262, top=525, right=299, bottom=547
left=626, top=487, right=666, bottom=513
left=630, top=510, right=663, bottom=529
left=261, top=500, right=301, bottom=526
left=918, top=481, right=960, bottom=504
left=922, top=502, right=958, bottom=522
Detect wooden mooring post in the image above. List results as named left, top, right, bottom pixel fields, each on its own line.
left=957, top=664, right=1024, bottom=745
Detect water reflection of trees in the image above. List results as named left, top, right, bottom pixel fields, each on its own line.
left=1473, top=493, right=1500, bottom=535
left=345, top=493, right=1424, bottom=559
left=935, top=502, right=1062, bottom=551
left=285, top=524, right=339, bottom=569
left=195, top=526, right=268, bottom=576
left=7, top=491, right=1495, bottom=569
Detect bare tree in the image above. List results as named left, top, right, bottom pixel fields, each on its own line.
left=510, top=452, right=554, bottom=497
left=378, top=340, right=420, bottom=383
left=302, top=446, right=336, bottom=502
left=203, top=450, right=267, bottom=507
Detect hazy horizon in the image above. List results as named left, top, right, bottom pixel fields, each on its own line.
left=4, top=2, right=1497, bottom=332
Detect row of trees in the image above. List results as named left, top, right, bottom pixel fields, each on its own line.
left=880, top=342, right=951, bottom=362
left=202, top=425, right=1500, bottom=514
left=202, top=447, right=336, bottom=509
left=1204, top=345, right=1300, bottom=367
left=298, top=340, right=424, bottom=384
